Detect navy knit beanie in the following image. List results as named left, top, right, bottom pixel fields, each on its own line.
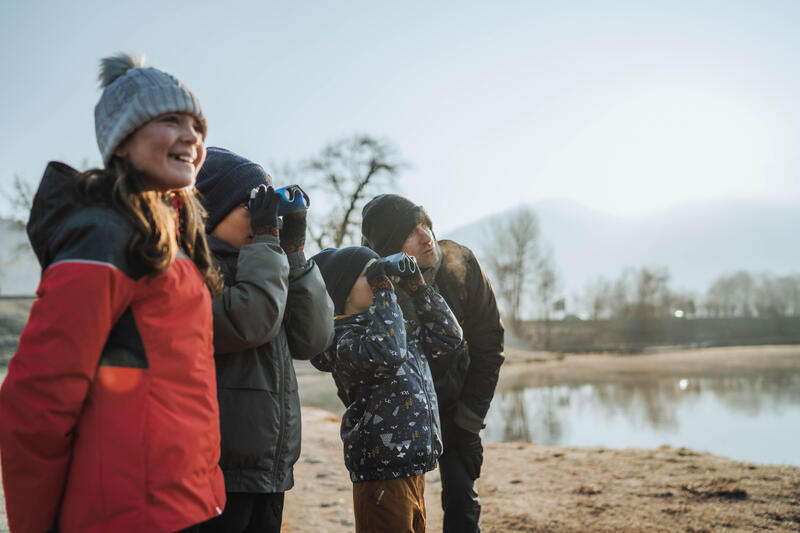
left=312, top=246, right=379, bottom=315
left=195, top=147, right=272, bottom=232
left=361, top=194, right=433, bottom=257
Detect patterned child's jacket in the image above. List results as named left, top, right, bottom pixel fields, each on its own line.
left=312, top=281, right=463, bottom=482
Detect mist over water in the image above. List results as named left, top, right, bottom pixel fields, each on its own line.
left=483, top=368, right=800, bottom=466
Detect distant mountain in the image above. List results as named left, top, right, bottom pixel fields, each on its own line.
left=0, top=218, right=38, bottom=296
left=442, top=199, right=800, bottom=301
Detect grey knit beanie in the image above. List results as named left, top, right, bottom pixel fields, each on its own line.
left=94, top=53, right=206, bottom=166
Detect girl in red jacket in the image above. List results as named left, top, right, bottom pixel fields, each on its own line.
left=0, top=54, right=225, bottom=533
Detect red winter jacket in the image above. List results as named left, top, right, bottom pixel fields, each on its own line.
left=0, top=162, right=225, bottom=533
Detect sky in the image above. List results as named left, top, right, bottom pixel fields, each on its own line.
left=1, top=0, right=799, bottom=234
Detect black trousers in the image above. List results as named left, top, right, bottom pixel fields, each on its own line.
left=439, top=422, right=482, bottom=533
left=193, top=492, right=285, bottom=533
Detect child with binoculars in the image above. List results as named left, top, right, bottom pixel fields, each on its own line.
left=194, top=147, right=335, bottom=533
left=311, top=247, right=463, bottom=533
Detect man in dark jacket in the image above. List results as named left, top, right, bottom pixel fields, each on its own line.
left=361, top=194, right=505, bottom=533
left=195, top=147, right=335, bottom=533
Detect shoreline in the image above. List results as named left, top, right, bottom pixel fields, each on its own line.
left=285, top=406, right=800, bottom=532
left=497, top=344, right=800, bottom=388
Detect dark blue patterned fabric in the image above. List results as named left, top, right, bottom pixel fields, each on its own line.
left=312, top=283, right=462, bottom=482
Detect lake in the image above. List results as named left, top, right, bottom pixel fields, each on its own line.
left=296, top=346, right=800, bottom=467
left=483, top=368, right=800, bottom=466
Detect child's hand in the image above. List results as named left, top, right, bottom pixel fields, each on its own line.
left=280, top=210, right=307, bottom=253
left=374, top=253, right=424, bottom=294
left=365, top=261, right=393, bottom=291
left=249, top=185, right=280, bottom=237
left=396, top=260, right=424, bottom=294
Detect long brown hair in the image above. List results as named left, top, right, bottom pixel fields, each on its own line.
left=78, top=158, right=222, bottom=296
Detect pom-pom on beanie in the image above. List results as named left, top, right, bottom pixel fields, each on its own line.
left=361, top=194, right=433, bottom=257
left=312, top=247, right=379, bottom=315
left=94, top=53, right=206, bottom=166
left=195, top=147, right=273, bottom=232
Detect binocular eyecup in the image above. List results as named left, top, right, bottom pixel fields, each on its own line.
left=249, top=184, right=310, bottom=216
left=275, top=185, right=310, bottom=216
left=377, top=252, right=418, bottom=277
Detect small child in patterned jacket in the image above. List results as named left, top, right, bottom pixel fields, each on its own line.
left=311, top=246, right=463, bottom=533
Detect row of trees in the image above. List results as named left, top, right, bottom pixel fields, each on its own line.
left=577, top=268, right=692, bottom=321
left=705, top=271, right=800, bottom=318
left=576, top=269, right=800, bottom=321
left=480, top=209, right=800, bottom=332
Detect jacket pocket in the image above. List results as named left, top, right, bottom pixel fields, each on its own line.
left=217, top=388, right=280, bottom=469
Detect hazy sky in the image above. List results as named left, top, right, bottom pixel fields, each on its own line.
left=2, top=0, right=798, bottom=233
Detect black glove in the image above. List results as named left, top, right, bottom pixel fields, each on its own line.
left=249, top=185, right=280, bottom=237
left=393, top=254, right=424, bottom=295
left=280, top=210, right=307, bottom=253
left=365, top=260, right=393, bottom=291
left=370, top=253, right=422, bottom=293
left=455, top=425, right=483, bottom=480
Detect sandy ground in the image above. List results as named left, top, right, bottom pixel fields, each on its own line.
left=1, top=345, right=799, bottom=532
left=286, top=408, right=800, bottom=533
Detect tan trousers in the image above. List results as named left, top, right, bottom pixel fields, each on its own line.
left=352, top=474, right=426, bottom=533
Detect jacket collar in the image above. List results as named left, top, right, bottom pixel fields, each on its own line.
left=422, top=240, right=443, bottom=287
left=206, top=234, right=239, bottom=256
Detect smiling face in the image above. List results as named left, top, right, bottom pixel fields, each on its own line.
left=401, top=223, right=439, bottom=269
left=114, top=113, right=206, bottom=191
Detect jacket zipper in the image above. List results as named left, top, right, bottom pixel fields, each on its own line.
left=272, top=337, right=286, bottom=487
left=412, top=331, right=436, bottom=459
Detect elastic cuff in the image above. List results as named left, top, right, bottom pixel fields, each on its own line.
left=252, top=234, right=280, bottom=245
left=409, top=282, right=433, bottom=298
left=454, top=402, right=485, bottom=434
left=286, top=250, right=307, bottom=269
left=368, top=274, right=392, bottom=291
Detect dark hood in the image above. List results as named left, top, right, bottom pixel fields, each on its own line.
left=26, top=162, right=84, bottom=269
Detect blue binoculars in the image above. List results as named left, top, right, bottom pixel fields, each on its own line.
left=377, top=252, right=419, bottom=278
left=275, top=185, right=310, bottom=216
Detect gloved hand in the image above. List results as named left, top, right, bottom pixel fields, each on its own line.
left=394, top=254, right=424, bottom=295
left=454, top=425, right=484, bottom=480
left=365, top=260, right=393, bottom=291
left=249, top=185, right=280, bottom=237
left=280, top=210, right=307, bottom=253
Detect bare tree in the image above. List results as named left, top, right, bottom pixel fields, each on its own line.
left=633, top=266, right=671, bottom=318
left=2, top=174, right=35, bottom=229
left=484, top=207, right=542, bottom=332
left=300, top=135, right=403, bottom=249
left=605, top=266, right=674, bottom=319
left=580, top=276, right=613, bottom=320
left=535, top=248, right=559, bottom=348
left=705, top=271, right=756, bottom=317
left=753, top=273, right=800, bottom=318
left=608, top=267, right=635, bottom=318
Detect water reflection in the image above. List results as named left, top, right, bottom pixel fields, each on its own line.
left=483, top=370, right=800, bottom=465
